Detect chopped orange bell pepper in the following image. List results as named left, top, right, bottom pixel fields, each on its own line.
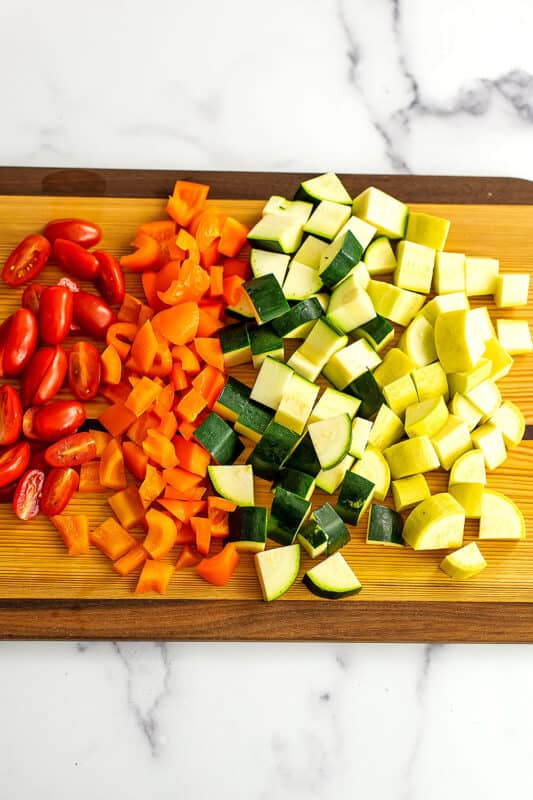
left=122, top=440, right=148, bottom=481
left=197, top=308, right=224, bottom=337
left=176, top=229, right=200, bottom=265
left=171, top=363, right=188, bottom=391
left=89, top=429, right=112, bottom=458
left=137, top=304, right=154, bottom=326
left=194, top=338, right=224, bottom=370
left=99, top=438, right=127, bottom=490
left=52, top=514, right=90, bottom=555
left=118, top=293, right=143, bottom=324
left=108, top=486, right=145, bottom=529
left=139, top=463, right=166, bottom=509
left=222, top=275, right=245, bottom=306
left=218, top=217, right=249, bottom=258
left=158, top=498, right=207, bottom=524
left=152, top=302, right=200, bottom=345
left=155, top=259, right=182, bottom=293
left=131, top=320, right=158, bottom=373
left=125, top=376, right=162, bottom=417
left=126, top=410, right=160, bottom=445
left=223, top=258, right=251, bottom=280
left=145, top=344, right=173, bottom=378
left=143, top=508, right=177, bottom=559
left=79, top=460, right=107, bottom=493
left=141, top=271, right=165, bottom=311
left=101, top=344, right=122, bottom=385
left=191, top=516, right=211, bottom=556
left=200, top=239, right=220, bottom=270
left=208, top=496, right=237, bottom=513
left=173, top=437, right=210, bottom=476
left=99, top=380, right=131, bottom=405
left=177, top=419, right=198, bottom=440
left=155, top=411, right=178, bottom=439
left=114, top=545, right=147, bottom=576
left=106, top=321, right=138, bottom=361
left=138, top=220, right=176, bottom=243
left=120, top=231, right=161, bottom=272
left=176, top=388, right=208, bottom=423
left=175, top=543, right=201, bottom=570
left=166, top=181, right=209, bottom=227
left=199, top=300, right=225, bottom=320
left=172, top=344, right=201, bottom=374
left=135, top=559, right=175, bottom=594
left=99, top=402, right=137, bottom=437
left=90, top=517, right=137, bottom=560
left=163, top=467, right=204, bottom=491
left=176, top=523, right=196, bottom=545
left=194, top=207, right=224, bottom=252
left=209, top=508, right=230, bottom=538
left=153, top=383, right=175, bottom=418
left=196, top=542, right=240, bottom=586
left=142, top=429, right=179, bottom=469
left=209, top=266, right=224, bottom=297
left=163, top=484, right=207, bottom=500
left=192, top=364, right=225, bottom=407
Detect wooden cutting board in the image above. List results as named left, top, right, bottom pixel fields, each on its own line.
left=0, top=168, right=531, bottom=642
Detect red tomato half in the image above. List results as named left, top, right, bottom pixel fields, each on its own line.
left=0, top=385, right=22, bottom=446
left=68, top=342, right=101, bottom=400
left=44, top=432, right=96, bottom=467
left=44, top=218, right=102, bottom=248
left=13, top=469, right=45, bottom=520
left=0, top=441, right=31, bottom=488
left=2, top=234, right=51, bottom=287
left=94, top=251, right=125, bottom=306
left=40, top=467, right=79, bottom=516
left=72, top=291, right=116, bottom=340
left=0, top=309, right=38, bottom=377
left=32, top=400, right=86, bottom=441
left=21, top=346, right=67, bottom=407
left=52, top=239, right=100, bottom=280
left=39, top=286, right=73, bottom=345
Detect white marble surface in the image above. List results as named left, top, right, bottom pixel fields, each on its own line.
left=1, top=0, right=533, bottom=797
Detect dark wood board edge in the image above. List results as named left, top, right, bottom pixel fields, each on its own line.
left=1, top=600, right=533, bottom=642
left=1, top=167, right=533, bottom=204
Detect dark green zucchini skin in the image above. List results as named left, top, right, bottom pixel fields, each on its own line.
left=193, top=413, right=244, bottom=464
left=272, top=298, right=324, bottom=337
left=313, top=504, right=351, bottom=555
left=320, top=231, right=363, bottom=287
left=267, top=487, right=311, bottom=546
left=228, top=506, right=268, bottom=551
left=283, top=432, right=322, bottom=477
left=247, top=421, right=299, bottom=480
left=367, top=504, right=404, bottom=546
left=302, top=574, right=362, bottom=599
left=243, top=274, right=290, bottom=324
left=213, top=376, right=251, bottom=421
left=346, top=369, right=384, bottom=419
left=335, top=472, right=375, bottom=525
left=275, top=468, right=315, bottom=500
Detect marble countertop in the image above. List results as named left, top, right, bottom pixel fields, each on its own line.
left=1, top=0, right=533, bottom=797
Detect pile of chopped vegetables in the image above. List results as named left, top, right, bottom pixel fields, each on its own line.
left=1, top=173, right=530, bottom=599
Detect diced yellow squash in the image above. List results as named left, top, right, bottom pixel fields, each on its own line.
left=465, top=257, right=499, bottom=296
left=449, top=483, right=484, bottom=517
left=432, top=252, right=466, bottom=294
left=421, top=292, right=469, bottom=325
left=449, top=450, right=486, bottom=486
left=367, top=280, right=425, bottom=326
left=351, top=447, right=390, bottom=501
left=392, top=473, right=431, bottom=511
left=393, top=240, right=435, bottom=294
left=479, top=489, right=525, bottom=540
left=398, top=315, right=437, bottom=367
left=403, top=493, right=465, bottom=550
left=412, top=361, right=449, bottom=402
left=430, top=415, right=472, bottom=471
left=440, top=542, right=487, bottom=580
left=494, top=273, right=529, bottom=307
left=447, top=358, right=492, bottom=396
left=469, top=307, right=496, bottom=342
left=434, top=309, right=485, bottom=373
left=404, top=396, right=449, bottom=439
left=464, top=380, right=501, bottom=421
left=367, top=405, right=404, bottom=451
left=383, top=373, right=418, bottom=418
left=406, top=211, right=450, bottom=250
left=449, top=393, right=483, bottom=432
left=483, top=338, right=514, bottom=381
left=383, top=436, right=440, bottom=479
left=471, top=423, right=507, bottom=470
left=373, top=348, right=416, bottom=388
left=489, top=401, right=525, bottom=448
left=497, top=319, right=532, bottom=354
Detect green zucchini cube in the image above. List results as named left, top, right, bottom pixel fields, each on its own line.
left=193, top=413, right=244, bottom=465
left=336, top=472, right=375, bottom=525
left=246, top=421, right=300, bottom=480
left=268, top=487, right=311, bottom=546
left=228, top=506, right=268, bottom=553
left=219, top=324, right=251, bottom=367
left=243, top=274, right=290, bottom=324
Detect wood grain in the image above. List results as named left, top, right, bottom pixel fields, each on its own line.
left=0, top=169, right=532, bottom=641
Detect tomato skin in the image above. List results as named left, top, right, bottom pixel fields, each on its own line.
left=21, top=345, right=67, bottom=407
left=94, top=251, right=126, bottom=306
left=72, top=291, right=116, bottom=340
left=53, top=239, right=100, bottom=281
left=2, top=234, right=51, bottom=287
left=22, top=407, right=40, bottom=440
left=68, top=342, right=101, bottom=401
left=32, top=400, right=86, bottom=441
left=0, top=385, right=22, bottom=446
left=44, top=218, right=102, bottom=249
left=22, top=282, right=45, bottom=315
left=0, top=441, right=31, bottom=488
left=13, top=468, right=45, bottom=520
left=40, top=467, right=79, bottom=516
left=38, top=286, right=73, bottom=345
left=0, top=309, right=38, bottom=377
left=28, top=443, right=51, bottom=474
left=45, top=432, right=96, bottom=468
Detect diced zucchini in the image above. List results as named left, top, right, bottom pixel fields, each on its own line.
left=391, top=473, right=430, bottom=511
left=219, top=324, right=251, bottom=367
left=250, top=324, right=284, bottom=369
left=234, top=400, right=273, bottom=443
left=194, top=412, right=244, bottom=465
left=367, top=404, right=404, bottom=450
left=356, top=314, right=394, bottom=352
left=262, top=195, right=313, bottom=224
left=406, top=211, right=450, bottom=250
left=295, top=172, right=352, bottom=206
left=367, top=280, right=425, bottom=326
left=289, top=319, right=348, bottom=380
left=420, top=292, right=469, bottom=325
left=448, top=483, right=483, bottom=518
left=335, top=471, right=375, bottom=524
left=497, top=319, right=533, bottom=354
left=440, top=542, right=487, bottom=580
left=465, top=257, right=499, bottom=296
left=346, top=370, right=384, bottom=419
left=326, top=274, right=376, bottom=333
left=335, top=216, right=376, bottom=252
left=296, top=521, right=327, bottom=559
left=367, top=504, right=404, bottom=546
left=433, top=252, right=466, bottom=294
left=283, top=432, right=322, bottom=477
left=243, top=274, right=290, bottom=324
left=449, top=450, right=487, bottom=486
left=250, top=356, right=293, bottom=410
left=412, top=361, right=449, bottom=402
left=403, top=493, right=465, bottom=550
left=398, top=315, right=437, bottom=367
left=227, top=506, right=268, bottom=553
left=351, top=447, right=390, bottom=501
left=303, top=553, right=362, bottom=599
left=383, top=373, right=418, bottom=418
left=246, top=421, right=299, bottom=480
left=267, top=486, right=311, bottom=546
left=450, top=393, right=482, bottom=435
left=293, top=235, right=329, bottom=268
left=483, top=338, right=514, bottom=381
left=208, top=465, right=254, bottom=506
left=255, top=544, right=301, bottom=602
left=310, top=387, right=360, bottom=423
left=488, top=401, right=525, bottom=448
left=394, top=240, right=435, bottom=294
left=225, top=291, right=255, bottom=321
left=272, top=297, right=324, bottom=339
left=323, top=339, right=381, bottom=390
left=430, top=415, right=472, bottom=471
left=308, top=414, right=352, bottom=469
left=447, top=358, right=492, bottom=396
left=282, top=260, right=323, bottom=300
left=319, top=231, right=363, bottom=287
left=373, top=348, right=416, bottom=388
left=213, top=376, right=251, bottom=423
left=383, top=436, right=440, bottom=479
left=250, top=249, right=290, bottom=285
left=404, top=396, right=449, bottom=439
left=316, top=453, right=355, bottom=494
left=274, top=373, right=320, bottom=434
left=247, top=214, right=304, bottom=254
left=275, top=468, right=316, bottom=501
left=343, top=261, right=371, bottom=290
left=349, top=416, right=373, bottom=458
left=494, top=273, right=529, bottom=307
left=434, top=309, right=484, bottom=374
left=304, top=200, right=351, bottom=241
left=364, top=236, right=397, bottom=275
left=464, top=380, right=501, bottom=421
left=479, top=489, right=525, bottom=540
left=469, top=307, right=496, bottom=342
left=298, top=503, right=350, bottom=558
left=352, top=187, right=408, bottom=239
left=471, top=423, right=507, bottom=470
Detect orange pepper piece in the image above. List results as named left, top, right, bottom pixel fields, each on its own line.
left=99, top=402, right=137, bottom=437
left=176, top=388, right=208, bottom=423
left=142, top=429, right=179, bottom=469
left=138, top=220, right=176, bottom=243
left=99, top=380, right=130, bottom=405
left=176, top=229, right=200, bottom=265
left=191, top=516, right=212, bottom=556
left=153, top=383, right=175, bottom=418
left=166, top=181, right=209, bottom=227
left=222, top=275, right=245, bottom=306
left=223, top=258, right=251, bottom=280
left=137, top=304, right=154, bottom=326
left=108, top=486, right=145, bottom=529
left=194, top=207, right=224, bottom=252
left=163, top=467, right=203, bottom=491
left=176, top=523, right=196, bottom=545
left=172, top=344, right=201, bottom=374
left=135, top=559, right=174, bottom=595
left=152, top=302, right=200, bottom=345
left=125, top=376, right=162, bottom=417
left=141, top=271, right=165, bottom=311
left=89, top=429, right=112, bottom=458
left=126, top=411, right=160, bottom=445
left=51, top=514, right=90, bottom=555
left=175, top=543, right=201, bottom=570
left=114, top=545, right=147, bottom=576
left=209, top=508, right=230, bottom=538
left=158, top=498, right=207, bottom=524
left=196, top=308, right=225, bottom=337
left=101, top=344, right=122, bottom=385
left=155, top=411, right=178, bottom=439
left=171, top=363, right=188, bottom=391
left=130, top=320, right=159, bottom=374
left=200, top=240, right=220, bottom=270
left=196, top=542, right=240, bottom=586
left=218, top=217, right=249, bottom=258
left=120, top=231, right=161, bottom=272
left=173, top=437, right=210, bottom=476
left=192, top=365, right=225, bottom=408
left=118, top=293, right=142, bottom=324
left=209, top=266, right=224, bottom=297
left=99, top=438, right=127, bottom=491
left=178, top=419, right=197, bottom=440
left=163, top=485, right=206, bottom=500
left=90, top=517, right=137, bottom=560
left=194, top=339, right=224, bottom=371
left=122, top=440, right=148, bottom=481
left=139, top=463, right=166, bottom=509
left=79, top=460, right=107, bottom=493
left=208, top=496, right=237, bottom=513
left=155, top=260, right=182, bottom=294
left=106, top=322, right=138, bottom=361
left=143, top=508, right=178, bottom=559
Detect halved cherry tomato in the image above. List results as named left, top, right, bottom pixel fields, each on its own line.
left=39, top=286, right=73, bottom=345
left=44, top=218, right=102, bottom=248
left=0, top=309, right=38, bottom=377
left=0, top=441, right=30, bottom=487
left=2, top=234, right=51, bottom=287
left=22, top=407, right=39, bottom=440
left=22, top=345, right=67, bottom=407
left=53, top=239, right=100, bottom=280
left=40, top=467, right=79, bottom=516
left=45, top=432, right=96, bottom=467
left=22, top=282, right=44, bottom=315
left=0, top=385, right=22, bottom=446
left=13, top=468, right=45, bottom=520
left=68, top=342, right=101, bottom=400
left=94, top=251, right=125, bottom=306
left=72, top=291, right=116, bottom=340
left=32, top=400, right=86, bottom=441
left=120, top=232, right=161, bottom=273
